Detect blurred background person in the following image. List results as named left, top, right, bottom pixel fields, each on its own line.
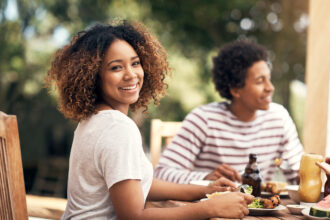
left=154, top=40, right=304, bottom=184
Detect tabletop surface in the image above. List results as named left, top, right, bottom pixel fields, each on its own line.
left=27, top=194, right=308, bottom=220
left=146, top=197, right=306, bottom=220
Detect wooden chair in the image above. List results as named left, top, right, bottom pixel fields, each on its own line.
left=0, top=111, right=67, bottom=220
left=0, top=111, right=28, bottom=220
left=149, top=119, right=182, bottom=167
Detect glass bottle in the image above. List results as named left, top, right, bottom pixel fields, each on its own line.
left=242, top=153, right=262, bottom=197
left=324, top=157, right=330, bottom=198
left=298, top=153, right=323, bottom=202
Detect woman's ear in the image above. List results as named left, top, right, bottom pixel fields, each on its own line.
left=230, top=87, right=241, bottom=99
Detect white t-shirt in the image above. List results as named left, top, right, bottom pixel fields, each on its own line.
left=62, top=110, right=153, bottom=220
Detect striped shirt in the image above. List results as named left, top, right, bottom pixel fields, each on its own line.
left=154, top=102, right=304, bottom=184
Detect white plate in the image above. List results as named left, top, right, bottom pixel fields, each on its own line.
left=248, top=204, right=286, bottom=216
left=301, top=207, right=328, bottom=219
left=189, top=180, right=214, bottom=186
left=261, top=191, right=289, bottom=197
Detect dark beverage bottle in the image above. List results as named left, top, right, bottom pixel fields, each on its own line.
left=242, top=153, right=262, bottom=197
left=324, top=157, right=330, bottom=197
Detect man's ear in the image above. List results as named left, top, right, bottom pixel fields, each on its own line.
left=230, top=87, right=240, bottom=99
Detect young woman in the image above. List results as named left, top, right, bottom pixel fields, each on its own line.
left=46, top=21, right=253, bottom=220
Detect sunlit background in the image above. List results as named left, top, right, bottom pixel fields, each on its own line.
left=0, top=0, right=308, bottom=198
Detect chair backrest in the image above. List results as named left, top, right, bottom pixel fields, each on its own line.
left=0, top=111, right=28, bottom=220
left=149, top=119, right=182, bottom=167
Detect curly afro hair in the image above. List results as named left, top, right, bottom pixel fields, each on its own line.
left=46, top=21, right=170, bottom=121
left=212, top=40, right=268, bottom=100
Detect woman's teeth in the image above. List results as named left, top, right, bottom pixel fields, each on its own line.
left=120, top=84, right=137, bottom=90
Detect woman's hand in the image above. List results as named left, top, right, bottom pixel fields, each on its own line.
left=205, top=177, right=237, bottom=194
left=316, top=161, right=330, bottom=175
left=204, top=163, right=241, bottom=182
left=205, top=192, right=254, bottom=219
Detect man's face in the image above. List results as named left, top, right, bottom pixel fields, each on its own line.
left=232, top=60, right=274, bottom=112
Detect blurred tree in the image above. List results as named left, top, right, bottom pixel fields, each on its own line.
left=0, top=0, right=308, bottom=196
left=144, top=0, right=308, bottom=109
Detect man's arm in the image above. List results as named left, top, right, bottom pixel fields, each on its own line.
left=280, top=106, right=304, bottom=184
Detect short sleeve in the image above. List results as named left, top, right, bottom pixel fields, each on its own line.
left=94, top=117, right=144, bottom=189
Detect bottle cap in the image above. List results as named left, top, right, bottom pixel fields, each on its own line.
left=249, top=153, right=257, bottom=160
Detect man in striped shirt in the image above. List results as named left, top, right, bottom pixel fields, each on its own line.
left=154, top=40, right=304, bottom=184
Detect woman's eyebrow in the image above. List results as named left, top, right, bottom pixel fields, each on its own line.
left=107, top=59, right=122, bottom=66
left=107, top=56, right=139, bottom=66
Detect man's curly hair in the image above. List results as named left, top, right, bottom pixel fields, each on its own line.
left=212, top=40, right=268, bottom=100
left=46, top=21, right=170, bottom=121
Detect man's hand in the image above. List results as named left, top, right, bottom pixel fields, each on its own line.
left=204, top=163, right=241, bottom=182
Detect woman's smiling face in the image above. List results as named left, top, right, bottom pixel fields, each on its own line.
left=99, top=39, right=144, bottom=113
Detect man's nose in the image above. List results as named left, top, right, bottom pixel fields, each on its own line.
left=266, top=79, right=275, bottom=92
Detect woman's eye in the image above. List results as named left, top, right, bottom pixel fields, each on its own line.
left=111, top=65, right=122, bottom=71
left=132, top=61, right=141, bottom=66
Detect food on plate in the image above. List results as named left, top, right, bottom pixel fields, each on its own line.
left=206, top=191, right=230, bottom=199
left=275, top=158, right=281, bottom=166
left=261, top=181, right=287, bottom=194
left=248, top=198, right=264, bottom=208
left=309, top=194, right=330, bottom=217
left=206, top=184, right=252, bottom=199
left=239, top=184, right=253, bottom=195
left=248, top=195, right=281, bottom=209
left=298, top=153, right=323, bottom=202
left=205, top=185, right=251, bottom=200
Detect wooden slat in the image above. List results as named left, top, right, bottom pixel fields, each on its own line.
left=149, top=119, right=182, bottom=167
left=0, top=112, right=28, bottom=220
left=0, top=137, right=14, bottom=220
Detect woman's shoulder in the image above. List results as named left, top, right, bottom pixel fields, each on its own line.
left=83, top=110, right=141, bottom=148
left=80, top=110, right=137, bottom=131
left=99, top=110, right=137, bottom=127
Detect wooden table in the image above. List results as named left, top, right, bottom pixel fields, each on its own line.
left=146, top=198, right=304, bottom=220
left=26, top=194, right=305, bottom=220
left=26, top=194, right=67, bottom=220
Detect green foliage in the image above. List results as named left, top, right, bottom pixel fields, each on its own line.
left=248, top=198, right=264, bottom=208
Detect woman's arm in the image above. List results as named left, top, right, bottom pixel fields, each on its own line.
left=110, top=178, right=253, bottom=220
left=147, top=178, right=236, bottom=201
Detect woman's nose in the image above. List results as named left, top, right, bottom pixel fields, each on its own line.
left=124, top=66, right=137, bottom=80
